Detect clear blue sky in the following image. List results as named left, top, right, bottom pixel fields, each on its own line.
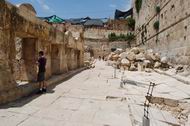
left=7, top=0, right=132, bottom=19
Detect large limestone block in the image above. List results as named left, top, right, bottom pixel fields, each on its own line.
left=138, top=62, right=145, bottom=71
left=126, top=52, right=136, bottom=61
left=154, top=62, right=161, bottom=68
left=135, top=53, right=145, bottom=61
left=108, top=52, right=116, bottom=60
left=155, top=53, right=161, bottom=61
left=129, top=64, right=137, bottom=71
left=145, top=52, right=157, bottom=61
left=143, top=60, right=151, bottom=68
left=112, top=54, right=120, bottom=61
left=130, top=47, right=140, bottom=54
left=119, top=52, right=128, bottom=59
left=161, top=57, right=168, bottom=64
left=121, top=59, right=130, bottom=66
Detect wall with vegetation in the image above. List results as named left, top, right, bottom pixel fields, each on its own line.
left=133, top=0, right=190, bottom=65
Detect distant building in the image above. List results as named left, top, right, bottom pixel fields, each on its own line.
left=84, top=19, right=104, bottom=28
left=114, top=8, right=133, bottom=19
left=39, top=15, right=65, bottom=24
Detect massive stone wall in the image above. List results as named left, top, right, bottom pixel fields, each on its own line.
left=84, top=28, right=129, bottom=40
left=0, top=1, right=84, bottom=95
left=133, top=0, right=190, bottom=65
left=84, top=28, right=132, bottom=58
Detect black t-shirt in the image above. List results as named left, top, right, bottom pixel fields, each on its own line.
left=38, top=57, right=47, bottom=73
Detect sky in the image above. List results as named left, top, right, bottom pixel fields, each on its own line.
left=8, top=0, right=132, bottom=19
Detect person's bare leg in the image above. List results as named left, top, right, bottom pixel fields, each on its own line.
left=42, top=81, right=47, bottom=92
left=40, top=82, right=43, bottom=90
left=43, top=81, right=47, bottom=89
left=37, top=82, right=43, bottom=94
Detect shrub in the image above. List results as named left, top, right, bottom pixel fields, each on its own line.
left=135, top=0, right=142, bottom=14
left=126, top=17, right=136, bottom=30
left=126, top=33, right=135, bottom=48
left=155, top=6, right=161, bottom=14
left=108, top=33, right=117, bottom=41
left=153, top=21, right=160, bottom=31
left=126, top=33, right=136, bottom=41
left=108, top=33, right=135, bottom=43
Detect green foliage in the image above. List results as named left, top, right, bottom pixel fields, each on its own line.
left=108, top=33, right=135, bottom=42
left=108, top=33, right=117, bottom=41
left=135, top=0, right=142, bottom=14
left=126, top=17, right=136, bottom=30
left=153, top=21, right=160, bottom=31
left=155, top=6, right=161, bottom=14
left=126, top=33, right=136, bottom=41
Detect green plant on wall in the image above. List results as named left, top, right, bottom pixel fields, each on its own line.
left=108, top=33, right=117, bottom=42
left=126, top=17, right=136, bottom=31
left=126, top=33, right=136, bottom=48
left=108, top=33, right=135, bottom=43
left=155, top=6, right=161, bottom=14
left=135, top=0, right=142, bottom=14
left=153, top=21, right=160, bottom=31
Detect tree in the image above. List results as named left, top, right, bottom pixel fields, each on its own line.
left=108, top=33, right=117, bottom=42
left=126, top=17, right=136, bottom=31
left=126, top=33, right=136, bottom=47
left=135, top=0, right=142, bottom=14
left=153, top=21, right=160, bottom=31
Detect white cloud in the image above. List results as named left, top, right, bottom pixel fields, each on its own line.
left=123, top=0, right=132, bottom=11
left=33, top=0, right=55, bottom=13
left=42, top=4, right=50, bottom=10
left=109, top=4, right=117, bottom=8
left=36, top=0, right=50, bottom=11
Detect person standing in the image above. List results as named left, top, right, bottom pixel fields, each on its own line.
left=37, top=51, right=47, bottom=94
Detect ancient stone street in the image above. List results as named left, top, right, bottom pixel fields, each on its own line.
left=1, top=61, right=190, bottom=126
left=0, top=61, right=132, bottom=126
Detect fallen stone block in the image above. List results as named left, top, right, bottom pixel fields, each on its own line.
left=161, top=57, right=168, bottom=64
left=119, top=52, right=128, bottom=59
left=138, top=62, right=145, bottom=71
left=154, top=62, right=161, bottom=68
left=129, top=64, right=137, bottom=71
left=121, top=59, right=130, bottom=66
left=126, top=52, right=136, bottom=61
left=136, top=53, right=145, bottom=61
left=130, top=47, right=140, bottom=54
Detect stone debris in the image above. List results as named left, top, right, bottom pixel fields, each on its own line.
left=147, top=96, right=190, bottom=124
left=106, top=47, right=171, bottom=71
left=84, top=57, right=96, bottom=69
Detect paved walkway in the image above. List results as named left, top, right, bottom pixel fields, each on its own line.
left=0, top=61, right=132, bottom=126
left=1, top=61, right=190, bottom=126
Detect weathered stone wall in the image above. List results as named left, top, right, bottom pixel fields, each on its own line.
left=0, top=0, right=84, bottom=100
left=84, top=28, right=129, bottom=40
left=84, top=28, right=132, bottom=58
left=0, top=0, right=17, bottom=92
left=84, top=39, right=135, bottom=58
left=133, top=0, right=190, bottom=65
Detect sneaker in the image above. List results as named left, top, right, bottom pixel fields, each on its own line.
left=42, top=88, right=47, bottom=93
left=36, top=89, right=43, bottom=94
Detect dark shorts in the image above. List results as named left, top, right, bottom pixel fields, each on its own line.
left=37, top=72, right=45, bottom=82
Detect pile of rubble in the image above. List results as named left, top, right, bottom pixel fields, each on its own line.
left=106, top=47, right=171, bottom=71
